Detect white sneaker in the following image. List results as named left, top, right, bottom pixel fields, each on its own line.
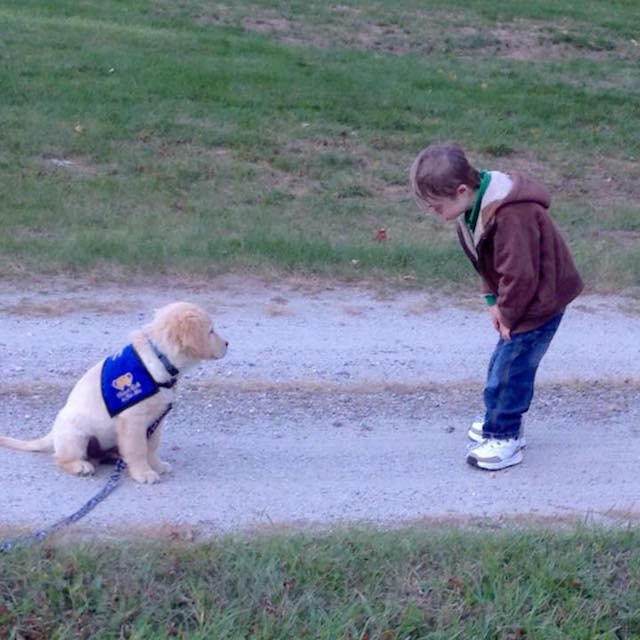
left=468, top=419, right=526, bottom=448
left=466, top=437, right=524, bottom=470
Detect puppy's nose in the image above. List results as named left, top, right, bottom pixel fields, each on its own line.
left=225, top=341, right=229, bottom=347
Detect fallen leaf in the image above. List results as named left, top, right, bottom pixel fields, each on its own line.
left=373, top=228, right=387, bottom=242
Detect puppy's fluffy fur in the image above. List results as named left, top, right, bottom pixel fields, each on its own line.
left=0, top=302, right=227, bottom=484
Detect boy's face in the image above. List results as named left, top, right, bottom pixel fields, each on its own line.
left=422, top=184, right=475, bottom=221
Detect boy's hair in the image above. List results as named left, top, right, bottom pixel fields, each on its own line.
left=410, top=142, right=481, bottom=204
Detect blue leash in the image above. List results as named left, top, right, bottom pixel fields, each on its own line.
left=0, top=405, right=172, bottom=554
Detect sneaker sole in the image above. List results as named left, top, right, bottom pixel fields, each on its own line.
left=466, top=449, right=523, bottom=471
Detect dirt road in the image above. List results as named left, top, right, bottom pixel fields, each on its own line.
left=1, top=276, right=639, bottom=541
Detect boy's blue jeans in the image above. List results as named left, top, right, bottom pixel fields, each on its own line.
left=483, top=312, right=564, bottom=439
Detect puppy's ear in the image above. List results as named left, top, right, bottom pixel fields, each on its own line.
left=174, top=310, right=211, bottom=359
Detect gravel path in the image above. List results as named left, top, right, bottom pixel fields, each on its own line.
left=0, top=276, right=639, bottom=541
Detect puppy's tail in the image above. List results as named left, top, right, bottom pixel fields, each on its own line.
left=0, top=431, right=54, bottom=452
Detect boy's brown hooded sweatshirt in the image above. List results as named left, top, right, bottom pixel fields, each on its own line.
left=456, top=172, right=583, bottom=334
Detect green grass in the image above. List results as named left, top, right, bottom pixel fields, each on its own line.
left=1, top=526, right=639, bottom=638
left=1, top=1, right=639, bottom=290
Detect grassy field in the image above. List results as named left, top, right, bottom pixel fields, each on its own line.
left=2, top=526, right=640, bottom=639
left=1, top=0, right=639, bottom=290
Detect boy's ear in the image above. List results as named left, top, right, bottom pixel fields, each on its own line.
left=457, top=183, right=471, bottom=197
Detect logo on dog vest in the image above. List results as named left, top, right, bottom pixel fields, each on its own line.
left=101, top=345, right=159, bottom=417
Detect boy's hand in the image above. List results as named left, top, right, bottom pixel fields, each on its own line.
left=488, top=305, right=511, bottom=341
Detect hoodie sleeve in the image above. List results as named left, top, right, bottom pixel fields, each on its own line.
left=479, top=277, right=494, bottom=295
left=492, top=204, right=541, bottom=328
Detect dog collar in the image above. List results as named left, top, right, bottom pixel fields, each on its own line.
left=148, top=339, right=180, bottom=378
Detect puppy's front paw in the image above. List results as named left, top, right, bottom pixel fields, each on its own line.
left=68, top=460, right=95, bottom=476
left=130, top=467, right=161, bottom=484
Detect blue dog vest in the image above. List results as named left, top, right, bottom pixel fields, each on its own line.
left=101, top=344, right=162, bottom=417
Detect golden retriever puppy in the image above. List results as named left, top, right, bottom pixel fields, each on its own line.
left=0, top=302, right=227, bottom=483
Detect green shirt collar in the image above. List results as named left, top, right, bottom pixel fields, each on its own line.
left=464, top=171, right=490, bottom=232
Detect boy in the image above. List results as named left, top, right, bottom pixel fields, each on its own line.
left=409, top=142, right=583, bottom=470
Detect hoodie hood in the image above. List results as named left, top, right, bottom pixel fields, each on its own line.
left=474, top=172, right=550, bottom=246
